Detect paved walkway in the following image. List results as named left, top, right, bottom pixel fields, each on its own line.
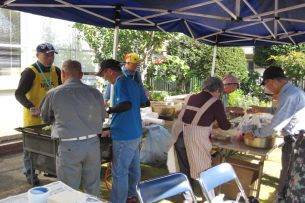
left=0, top=152, right=56, bottom=199
left=0, top=148, right=282, bottom=202
left=0, top=91, right=23, bottom=142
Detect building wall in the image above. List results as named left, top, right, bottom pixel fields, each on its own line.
left=0, top=9, right=99, bottom=136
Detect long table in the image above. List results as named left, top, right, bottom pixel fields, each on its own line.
left=0, top=181, right=108, bottom=203
left=212, top=136, right=283, bottom=198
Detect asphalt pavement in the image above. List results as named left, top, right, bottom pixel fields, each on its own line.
left=0, top=152, right=56, bottom=199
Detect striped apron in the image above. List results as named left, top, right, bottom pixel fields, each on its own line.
left=171, top=96, right=217, bottom=179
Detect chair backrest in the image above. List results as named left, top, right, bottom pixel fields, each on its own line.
left=197, top=163, right=249, bottom=203
left=136, top=172, right=197, bottom=203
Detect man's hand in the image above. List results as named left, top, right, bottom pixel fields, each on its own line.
left=101, top=130, right=111, bottom=137
left=30, top=107, right=40, bottom=117
left=243, top=132, right=255, bottom=140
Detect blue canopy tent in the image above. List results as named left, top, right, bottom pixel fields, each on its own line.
left=2, top=0, right=305, bottom=46
left=2, top=0, right=305, bottom=73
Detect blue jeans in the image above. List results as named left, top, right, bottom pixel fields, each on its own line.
left=23, top=151, right=36, bottom=178
left=111, top=137, right=141, bottom=203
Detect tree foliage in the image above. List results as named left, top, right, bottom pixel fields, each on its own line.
left=270, top=51, right=305, bottom=84
left=239, top=71, right=269, bottom=101
left=75, top=24, right=249, bottom=94
left=254, top=44, right=305, bottom=67
left=167, top=35, right=248, bottom=82
left=74, top=23, right=170, bottom=75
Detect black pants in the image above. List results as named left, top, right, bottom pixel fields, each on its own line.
left=278, top=135, right=296, bottom=198
left=174, top=134, right=195, bottom=188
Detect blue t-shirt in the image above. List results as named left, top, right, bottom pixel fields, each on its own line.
left=110, top=75, right=149, bottom=140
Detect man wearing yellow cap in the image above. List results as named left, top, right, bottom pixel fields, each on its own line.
left=104, top=53, right=148, bottom=104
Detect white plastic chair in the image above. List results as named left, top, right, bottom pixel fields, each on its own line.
left=136, top=172, right=197, bottom=203
left=197, top=163, right=249, bottom=203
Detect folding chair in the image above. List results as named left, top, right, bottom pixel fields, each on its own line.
left=197, top=163, right=249, bottom=203
left=136, top=172, right=197, bottom=203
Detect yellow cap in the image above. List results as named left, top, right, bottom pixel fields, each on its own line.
left=125, top=53, right=140, bottom=64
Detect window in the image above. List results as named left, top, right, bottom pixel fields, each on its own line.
left=0, top=9, right=21, bottom=76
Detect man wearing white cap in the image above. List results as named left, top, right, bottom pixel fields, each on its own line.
left=221, top=75, right=245, bottom=117
left=15, top=43, right=62, bottom=185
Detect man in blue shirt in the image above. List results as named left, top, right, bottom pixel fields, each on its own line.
left=97, top=59, right=150, bottom=203
left=244, top=66, right=305, bottom=202
left=104, top=53, right=148, bottom=104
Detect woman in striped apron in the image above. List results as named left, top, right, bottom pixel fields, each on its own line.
left=171, top=77, right=231, bottom=187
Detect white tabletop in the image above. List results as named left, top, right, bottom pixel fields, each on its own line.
left=0, top=181, right=108, bottom=203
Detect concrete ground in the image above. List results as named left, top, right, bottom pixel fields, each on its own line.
left=0, top=92, right=281, bottom=202
left=0, top=152, right=56, bottom=199
left=0, top=148, right=282, bottom=202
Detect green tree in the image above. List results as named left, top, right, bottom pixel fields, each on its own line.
left=74, top=23, right=170, bottom=78
left=270, top=51, right=305, bottom=85
left=254, top=44, right=305, bottom=67
left=239, top=71, right=268, bottom=101
left=147, top=55, right=190, bottom=93
left=167, top=35, right=248, bottom=81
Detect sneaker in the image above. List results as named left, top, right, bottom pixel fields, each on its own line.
left=26, top=175, right=40, bottom=186
left=126, top=196, right=137, bottom=203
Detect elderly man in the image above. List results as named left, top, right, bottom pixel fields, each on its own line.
left=97, top=59, right=150, bottom=203
left=40, top=60, right=106, bottom=196
left=222, top=75, right=239, bottom=108
left=244, top=66, right=305, bottom=203
left=15, top=42, right=62, bottom=185
left=222, top=75, right=244, bottom=118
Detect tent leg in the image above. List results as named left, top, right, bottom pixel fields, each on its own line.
left=211, top=45, right=217, bottom=76
left=110, top=25, right=119, bottom=107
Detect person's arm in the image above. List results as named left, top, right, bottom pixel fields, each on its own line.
left=15, top=68, right=36, bottom=109
left=139, top=84, right=150, bottom=107
left=107, top=101, right=131, bottom=114
left=254, top=93, right=296, bottom=137
left=135, top=70, right=144, bottom=86
left=55, top=67, right=62, bottom=85
left=39, top=92, right=55, bottom=124
left=214, top=100, right=231, bottom=130
left=104, top=83, right=111, bottom=101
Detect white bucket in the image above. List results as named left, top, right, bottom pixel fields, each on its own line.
left=27, top=186, right=50, bottom=203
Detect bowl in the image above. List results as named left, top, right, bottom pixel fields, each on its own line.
left=151, top=105, right=175, bottom=117
left=244, top=136, right=276, bottom=149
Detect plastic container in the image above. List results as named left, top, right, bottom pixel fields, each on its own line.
left=28, top=186, right=50, bottom=203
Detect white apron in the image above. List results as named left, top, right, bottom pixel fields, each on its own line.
left=169, top=95, right=217, bottom=179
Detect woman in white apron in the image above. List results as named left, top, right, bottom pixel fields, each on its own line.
left=171, top=77, right=231, bottom=187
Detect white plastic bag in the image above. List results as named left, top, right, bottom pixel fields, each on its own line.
left=166, top=146, right=180, bottom=173
left=140, top=125, right=171, bottom=166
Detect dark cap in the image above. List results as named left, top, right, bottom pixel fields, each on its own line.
left=96, top=59, right=122, bottom=76
left=261, top=66, right=286, bottom=85
left=36, top=43, right=58, bottom=54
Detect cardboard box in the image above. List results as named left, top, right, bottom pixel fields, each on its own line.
left=212, top=155, right=259, bottom=199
